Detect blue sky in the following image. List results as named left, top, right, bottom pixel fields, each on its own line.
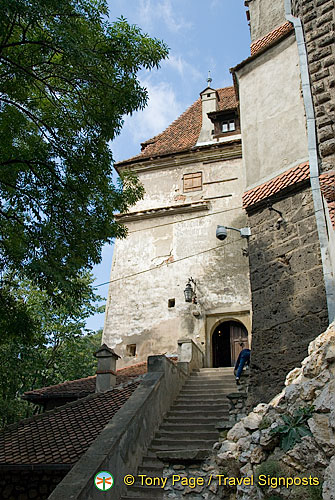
left=86, top=0, right=251, bottom=331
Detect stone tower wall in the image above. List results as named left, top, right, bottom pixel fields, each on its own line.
left=246, top=185, right=328, bottom=407
left=292, top=0, right=335, bottom=173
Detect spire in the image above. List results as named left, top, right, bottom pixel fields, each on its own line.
left=207, top=70, right=212, bottom=87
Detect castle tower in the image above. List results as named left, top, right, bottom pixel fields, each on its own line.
left=103, top=85, right=251, bottom=368
left=234, top=0, right=335, bottom=406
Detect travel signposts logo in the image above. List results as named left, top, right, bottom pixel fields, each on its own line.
left=94, top=471, right=114, bottom=491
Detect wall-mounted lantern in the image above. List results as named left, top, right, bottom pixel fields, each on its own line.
left=184, top=278, right=197, bottom=303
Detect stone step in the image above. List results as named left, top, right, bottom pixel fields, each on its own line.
left=124, top=485, right=163, bottom=498
left=167, top=409, right=228, bottom=420
left=160, top=422, right=217, bottom=432
left=170, top=403, right=228, bottom=412
left=156, top=430, right=218, bottom=441
left=121, top=497, right=160, bottom=500
left=150, top=438, right=216, bottom=450
left=198, top=367, right=234, bottom=371
left=184, top=380, right=235, bottom=388
left=176, top=395, right=230, bottom=404
left=141, top=455, right=164, bottom=466
left=137, top=463, right=164, bottom=474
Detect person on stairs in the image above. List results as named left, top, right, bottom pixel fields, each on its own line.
left=234, top=343, right=251, bottom=384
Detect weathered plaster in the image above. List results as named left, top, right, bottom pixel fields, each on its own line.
left=103, top=150, right=251, bottom=367
left=248, top=0, right=286, bottom=42
left=236, top=35, right=309, bottom=190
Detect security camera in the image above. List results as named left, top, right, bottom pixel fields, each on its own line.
left=216, top=225, right=227, bottom=241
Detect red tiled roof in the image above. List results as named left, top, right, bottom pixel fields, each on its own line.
left=320, top=171, right=335, bottom=228
left=0, top=382, right=139, bottom=466
left=24, top=361, right=147, bottom=400
left=242, top=162, right=310, bottom=208
left=117, top=87, right=237, bottom=165
left=250, top=22, right=293, bottom=56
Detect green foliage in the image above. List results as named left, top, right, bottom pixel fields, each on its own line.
left=0, top=0, right=168, bottom=338
left=0, top=274, right=102, bottom=428
left=270, top=407, right=314, bottom=452
left=255, top=459, right=282, bottom=484
left=291, top=482, right=323, bottom=500
left=259, top=416, right=271, bottom=430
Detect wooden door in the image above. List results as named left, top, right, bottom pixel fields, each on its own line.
left=230, top=323, right=249, bottom=366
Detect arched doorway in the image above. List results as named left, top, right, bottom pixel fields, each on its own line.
left=212, top=321, right=249, bottom=367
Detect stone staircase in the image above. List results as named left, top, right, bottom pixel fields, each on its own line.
left=121, top=367, right=235, bottom=499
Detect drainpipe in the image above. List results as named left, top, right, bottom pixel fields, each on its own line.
left=285, top=0, right=335, bottom=322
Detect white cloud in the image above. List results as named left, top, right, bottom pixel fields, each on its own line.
left=138, top=0, right=192, bottom=32
left=164, top=54, right=202, bottom=82
left=124, top=79, right=183, bottom=143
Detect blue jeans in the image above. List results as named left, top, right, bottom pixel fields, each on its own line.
left=236, top=353, right=250, bottom=378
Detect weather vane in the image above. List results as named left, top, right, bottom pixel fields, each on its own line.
left=207, top=70, right=212, bottom=87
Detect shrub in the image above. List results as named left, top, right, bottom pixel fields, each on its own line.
left=270, top=406, right=314, bottom=451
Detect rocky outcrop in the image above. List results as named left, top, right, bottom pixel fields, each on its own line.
left=213, top=322, right=335, bottom=500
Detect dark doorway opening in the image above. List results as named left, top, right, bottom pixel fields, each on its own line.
left=212, top=321, right=249, bottom=367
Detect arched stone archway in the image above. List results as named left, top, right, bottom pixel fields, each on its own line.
left=212, top=320, right=249, bottom=367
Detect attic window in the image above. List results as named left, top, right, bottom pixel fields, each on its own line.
left=221, top=120, right=236, bottom=132
left=183, top=172, right=202, bottom=192
left=126, top=344, right=136, bottom=357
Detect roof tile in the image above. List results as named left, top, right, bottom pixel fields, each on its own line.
left=242, top=162, right=310, bottom=208
left=0, top=382, right=139, bottom=466
left=250, top=22, right=293, bottom=56
left=117, top=87, right=237, bottom=165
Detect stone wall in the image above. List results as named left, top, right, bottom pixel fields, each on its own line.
left=0, top=470, right=66, bottom=500
left=246, top=184, right=328, bottom=407
left=292, top=0, right=335, bottom=173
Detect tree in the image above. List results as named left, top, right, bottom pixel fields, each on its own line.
left=0, top=0, right=168, bottom=338
left=0, top=274, right=103, bottom=428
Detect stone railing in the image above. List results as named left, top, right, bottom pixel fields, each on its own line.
left=177, top=338, right=204, bottom=375
left=48, top=340, right=204, bottom=500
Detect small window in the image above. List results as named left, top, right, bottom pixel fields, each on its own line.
left=168, top=298, right=175, bottom=308
left=126, top=344, right=136, bottom=357
left=183, top=172, right=202, bottom=192
left=221, top=120, right=235, bottom=133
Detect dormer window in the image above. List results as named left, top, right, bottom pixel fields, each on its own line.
left=221, top=119, right=236, bottom=133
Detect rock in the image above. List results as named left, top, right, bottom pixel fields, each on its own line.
left=240, top=462, right=253, bottom=476
left=308, top=414, right=335, bottom=457
left=219, top=440, right=238, bottom=454
left=281, top=436, right=328, bottom=472
left=253, top=403, right=269, bottom=415
left=314, top=379, right=335, bottom=413
left=243, top=412, right=262, bottom=431
left=237, top=436, right=252, bottom=452
left=213, top=441, right=220, bottom=451
left=325, top=343, right=335, bottom=363
left=251, top=430, right=261, bottom=444
left=330, top=409, right=335, bottom=429
left=250, top=446, right=266, bottom=464
left=226, top=421, right=249, bottom=442
left=283, top=383, right=301, bottom=404
left=239, top=450, right=251, bottom=464
left=285, top=367, right=303, bottom=386
left=259, top=428, right=279, bottom=451
left=269, top=389, right=286, bottom=407
left=323, top=455, right=335, bottom=500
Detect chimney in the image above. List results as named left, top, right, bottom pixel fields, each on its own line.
left=94, top=344, right=121, bottom=393
left=196, top=86, right=218, bottom=146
